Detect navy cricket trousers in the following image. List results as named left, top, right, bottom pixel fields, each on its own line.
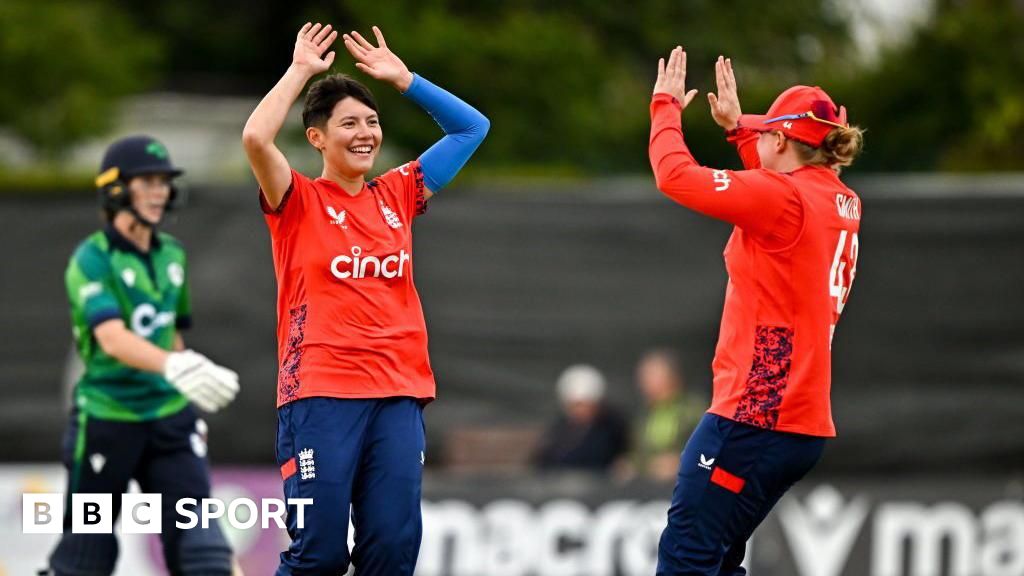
left=656, top=413, right=826, bottom=576
left=275, top=397, right=426, bottom=576
left=49, top=405, right=231, bottom=576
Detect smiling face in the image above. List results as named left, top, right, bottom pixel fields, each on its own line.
left=128, top=173, right=172, bottom=224
left=307, top=96, right=383, bottom=179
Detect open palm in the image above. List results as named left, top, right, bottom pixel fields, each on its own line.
left=293, top=22, right=338, bottom=75
left=653, top=46, right=698, bottom=109
left=708, top=56, right=742, bottom=130
left=343, top=26, right=413, bottom=92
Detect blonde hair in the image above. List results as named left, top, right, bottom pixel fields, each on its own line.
left=792, top=125, right=865, bottom=169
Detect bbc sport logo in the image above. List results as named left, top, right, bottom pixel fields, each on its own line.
left=23, top=493, right=313, bottom=534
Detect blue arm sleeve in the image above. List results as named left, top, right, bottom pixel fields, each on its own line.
left=402, top=73, right=490, bottom=192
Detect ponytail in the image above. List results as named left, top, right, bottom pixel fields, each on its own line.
left=792, top=125, right=865, bottom=169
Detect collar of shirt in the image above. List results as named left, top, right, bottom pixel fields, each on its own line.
left=104, top=224, right=162, bottom=256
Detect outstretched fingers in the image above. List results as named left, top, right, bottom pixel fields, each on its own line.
left=716, top=56, right=739, bottom=99
left=325, top=30, right=339, bottom=49
left=316, top=31, right=338, bottom=55
left=343, top=34, right=368, bottom=58
left=305, top=23, right=323, bottom=42
left=665, top=48, right=684, bottom=81
left=667, top=46, right=688, bottom=86
left=312, top=23, right=333, bottom=45
left=371, top=25, right=388, bottom=49
left=653, top=45, right=696, bottom=106
left=350, top=30, right=376, bottom=51
left=677, top=48, right=697, bottom=106
left=724, top=57, right=737, bottom=94
left=709, top=55, right=742, bottom=127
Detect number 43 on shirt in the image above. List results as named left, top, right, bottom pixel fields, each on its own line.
left=829, top=230, right=859, bottom=347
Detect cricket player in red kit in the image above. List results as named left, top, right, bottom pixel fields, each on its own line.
left=243, top=23, right=488, bottom=575
left=649, top=47, right=865, bottom=575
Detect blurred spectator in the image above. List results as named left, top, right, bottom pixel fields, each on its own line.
left=631, top=349, right=705, bottom=482
left=532, top=364, right=630, bottom=472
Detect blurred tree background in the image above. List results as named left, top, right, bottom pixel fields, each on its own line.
left=0, top=0, right=1020, bottom=181
left=827, top=0, right=1024, bottom=171
left=0, top=0, right=162, bottom=160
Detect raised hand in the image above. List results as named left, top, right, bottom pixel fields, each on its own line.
left=708, top=56, right=742, bottom=130
left=292, top=22, right=338, bottom=76
left=653, top=46, right=699, bottom=109
left=343, top=26, right=414, bottom=92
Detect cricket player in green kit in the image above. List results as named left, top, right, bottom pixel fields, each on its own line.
left=47, top=136, right=240, bottom=576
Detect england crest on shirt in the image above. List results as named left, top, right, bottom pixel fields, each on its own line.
left=379, top=200, right=402, bottom=229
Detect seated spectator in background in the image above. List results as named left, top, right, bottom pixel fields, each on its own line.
left=532, top=364, right=630, bottom=472
left=631, top=349, right=705, bottom=481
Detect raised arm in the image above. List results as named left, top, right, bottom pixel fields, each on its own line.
left=243, top=23, right=338, bottom=209
left=650, top=47, right=797, bottom=237
left=708, top=55, right=761, bottom=170
left=343, top=26, right=489, bottom=196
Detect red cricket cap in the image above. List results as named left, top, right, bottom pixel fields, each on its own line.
left=738, top=85, right=848, bottom=147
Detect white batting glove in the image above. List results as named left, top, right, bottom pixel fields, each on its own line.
left=163, top=350, right=240, bottom=413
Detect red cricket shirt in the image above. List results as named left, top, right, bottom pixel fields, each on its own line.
left=650, top=94, right=862, bottom=437
left=261, top=160, right=435, bottom=407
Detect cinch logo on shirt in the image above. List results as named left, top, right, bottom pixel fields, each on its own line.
left=131, top=303, right=175, bottom=338
left=712, top=170, right=731, bottom=192
left=330, top=246, right=411, bottom=280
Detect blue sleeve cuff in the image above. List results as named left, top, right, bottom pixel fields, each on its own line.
left=421, top=168, right=444, bottom=195
left=402, top=73, right=423, bottom=96
left=87, top=309, right=122, bottom=331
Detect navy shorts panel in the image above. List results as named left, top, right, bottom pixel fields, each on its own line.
left=657, top=413, right=825, bottom=576
left=276, top=396, right=425, bottom=576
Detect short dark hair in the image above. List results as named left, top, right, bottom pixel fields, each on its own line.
left=302, top=74, right=378, bottom=129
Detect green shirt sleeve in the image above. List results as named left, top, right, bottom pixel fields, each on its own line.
left=66, top=245, right=122, bottom=330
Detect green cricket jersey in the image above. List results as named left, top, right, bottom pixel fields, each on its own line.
left=64, top=226, right=192, bottom=421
